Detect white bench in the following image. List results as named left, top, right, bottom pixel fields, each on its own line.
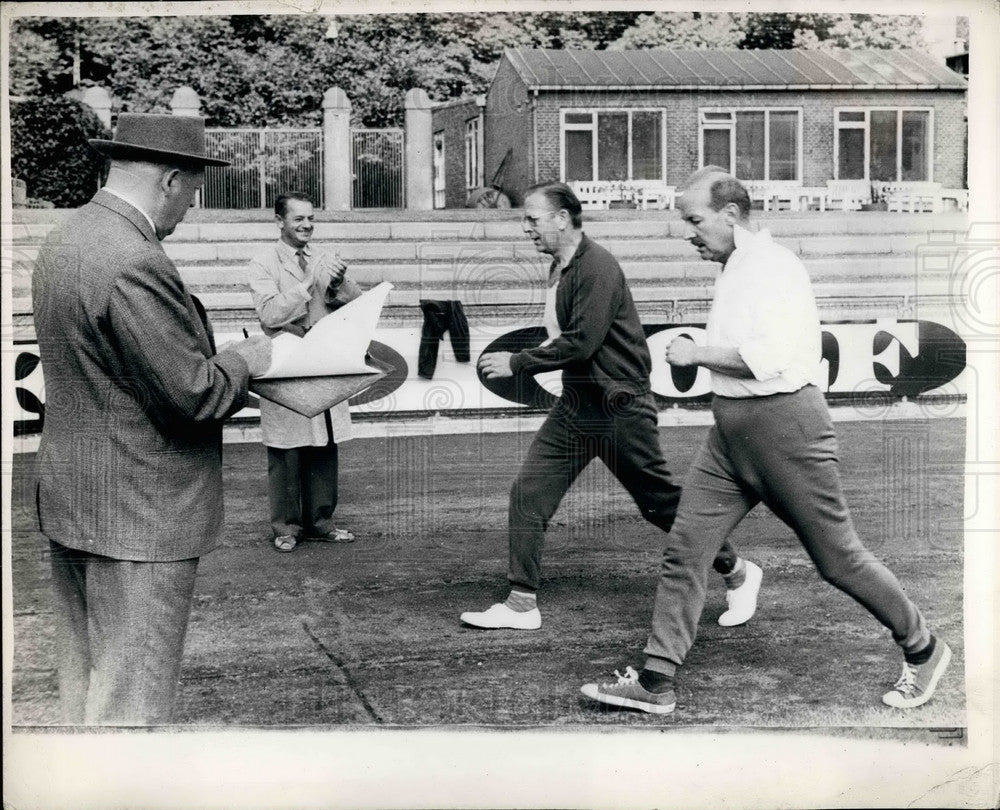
left=634, top=183, right=676, bottom=210
left=569, top=181, right=616, bottom=210
left=742, top=181, right=805, bottom=212
left=886, top=192, right=940, bottom=213
left=825, top=180, right=872, bottom=211
left=569, top=180, right=675, bottom=211
left=876, top=181, right=943, bottom=213
left=939, top=188, right=969, bottom=212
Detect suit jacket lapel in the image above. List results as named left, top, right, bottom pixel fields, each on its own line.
left=277, top=241, right=309, bottom=282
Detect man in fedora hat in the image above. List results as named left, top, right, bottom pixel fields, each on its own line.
left=32, top=113, right=272, bottom=724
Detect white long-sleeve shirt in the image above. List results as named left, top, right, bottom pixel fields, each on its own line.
left=706, top=225, right=824, bottom=398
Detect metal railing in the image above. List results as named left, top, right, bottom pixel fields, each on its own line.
left=202, top=128, right=324, bottom=209
left=351, top=128, right=405, bottom=208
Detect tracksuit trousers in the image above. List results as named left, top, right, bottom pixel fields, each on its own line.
left=507, top=389, right=738, bottom=591
left=642, top=385, right=931, bottom=676
left=418, top=300, right=470, bottom=379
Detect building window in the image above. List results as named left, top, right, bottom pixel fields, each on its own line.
left=560, top=109, right=665, bottom=182
left=699, top=109, right=802, bottom=181
left=433, top=130, right=445, bottom=209
left=465, top=118, right=482, bottom=194
left=834, top=108, right=932, bottom=182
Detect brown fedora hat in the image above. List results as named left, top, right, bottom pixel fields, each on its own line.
left=88, top=113, right=230, bottom=167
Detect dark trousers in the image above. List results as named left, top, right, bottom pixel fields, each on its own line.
left=507, top=390, right=738, bottom=591
left=48, top=539, right=199, bottom=725
left=418, top=300, right=470, bottom=379
left=643, top=386, right=930, bottom=675
left=267, top=443, right=340, bottom=539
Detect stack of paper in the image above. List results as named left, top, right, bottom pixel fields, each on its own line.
left=249, top=282, right=394, bottom=417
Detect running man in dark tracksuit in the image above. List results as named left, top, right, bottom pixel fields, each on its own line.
left=461, top=181, right=762, bottom=630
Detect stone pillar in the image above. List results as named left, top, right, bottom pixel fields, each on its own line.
left=80, top=86, right=113, bottom=129
left=404, top=88, right=434, bottom=210
left=323, top=87, right=352, bottom=211
left=170, top=86, right=201, bottom=117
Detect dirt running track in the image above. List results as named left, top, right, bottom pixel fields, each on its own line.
left=10, top=418, right=965, bottom=731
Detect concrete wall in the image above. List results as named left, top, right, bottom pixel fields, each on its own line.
left=484, top=58, right=533, bottom=207
left=514, top=87, right=967, bottom=197
left=431, top=98, right=482, bottom=208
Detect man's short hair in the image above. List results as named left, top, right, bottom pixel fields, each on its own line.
left=525, top=181, right=583, bottom=229
left=275, top=191, right=313, bottom=217
left=682, top=166, right=751, bottom=219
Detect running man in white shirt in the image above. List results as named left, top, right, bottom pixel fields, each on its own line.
left=580, top=167, right=950, bottom=714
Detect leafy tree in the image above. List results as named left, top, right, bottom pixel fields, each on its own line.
left=7, top=11, right=932, bottom=131
left=10, top=96, right=110, bottom=206
left=612, top=11, right=927, bottom=51
left=609, top=12, right=744, bottom=49
left=8, top=27, right=62, bottom=96
left=738, top=13, right=838, bottom=49
left=792, top=14, right=927, bottom=50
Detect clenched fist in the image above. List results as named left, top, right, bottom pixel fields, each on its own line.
left=666, top=336, right=699, bottom=368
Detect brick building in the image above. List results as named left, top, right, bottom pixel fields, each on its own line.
left=435, top=47, right=967, bottom=207
left=430, top=96, right=485, bottom=208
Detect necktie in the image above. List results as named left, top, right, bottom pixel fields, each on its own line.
left=296, top=248, right=308, bottom=274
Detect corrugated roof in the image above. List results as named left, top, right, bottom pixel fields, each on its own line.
left=504, top=48, right=967, bottom=90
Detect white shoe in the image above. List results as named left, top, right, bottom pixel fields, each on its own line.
left=460, top=603, right=541, bottom=630
left=718, top=560, right=763, bottom=627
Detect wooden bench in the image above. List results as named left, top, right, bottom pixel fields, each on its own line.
left=634, top=183, right=677, bottom=210
left=825, top=180, right=872, bottom=211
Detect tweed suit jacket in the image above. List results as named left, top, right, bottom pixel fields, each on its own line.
left=32, top=190, right=251, bottom=561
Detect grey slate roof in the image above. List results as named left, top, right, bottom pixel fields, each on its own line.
left=504, top=48, right=967, bottom=91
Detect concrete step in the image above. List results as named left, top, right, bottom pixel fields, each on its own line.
left=6, top=252, right=946, bottom=300
left=8, top=211, right=969, bottom=244
left=9, top=255, right=941, bottom=304
left=9, top=233, right=942, bottom=267
left=171, top=254, right=924, bottom=287
left=9, top=275, right=954, bottom=319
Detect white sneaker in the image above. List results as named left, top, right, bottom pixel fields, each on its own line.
left=460, top=603, right=541, bottom=630
left=718, top=560, right=763, bottom=627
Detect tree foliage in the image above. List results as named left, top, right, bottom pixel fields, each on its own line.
left=609, top=13, right=744, bottom=50
left=791, top=14, right=927, bottom=50
left=10, top=96, right=110, bottom=206
left=615, top=11, right=927, bottom=52
left=9, top=12, right=931, bottom=128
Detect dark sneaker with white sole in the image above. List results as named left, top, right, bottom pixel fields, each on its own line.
left=580, top=666, right=676, bottom=714
left=882, top=640, right=952, bottom=709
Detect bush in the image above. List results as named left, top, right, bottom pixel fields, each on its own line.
left=10, top=95, right=111, bottom=208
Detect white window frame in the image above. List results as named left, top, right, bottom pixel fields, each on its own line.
left=833, top=106, right=934, bottom=182
left=559, top=108, right=667, bottom=183
left=698, top=107, right=803, bottom=183
left=465, top=117, right=483, bottom=194
left=432, top=130, right=446, bottom=209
